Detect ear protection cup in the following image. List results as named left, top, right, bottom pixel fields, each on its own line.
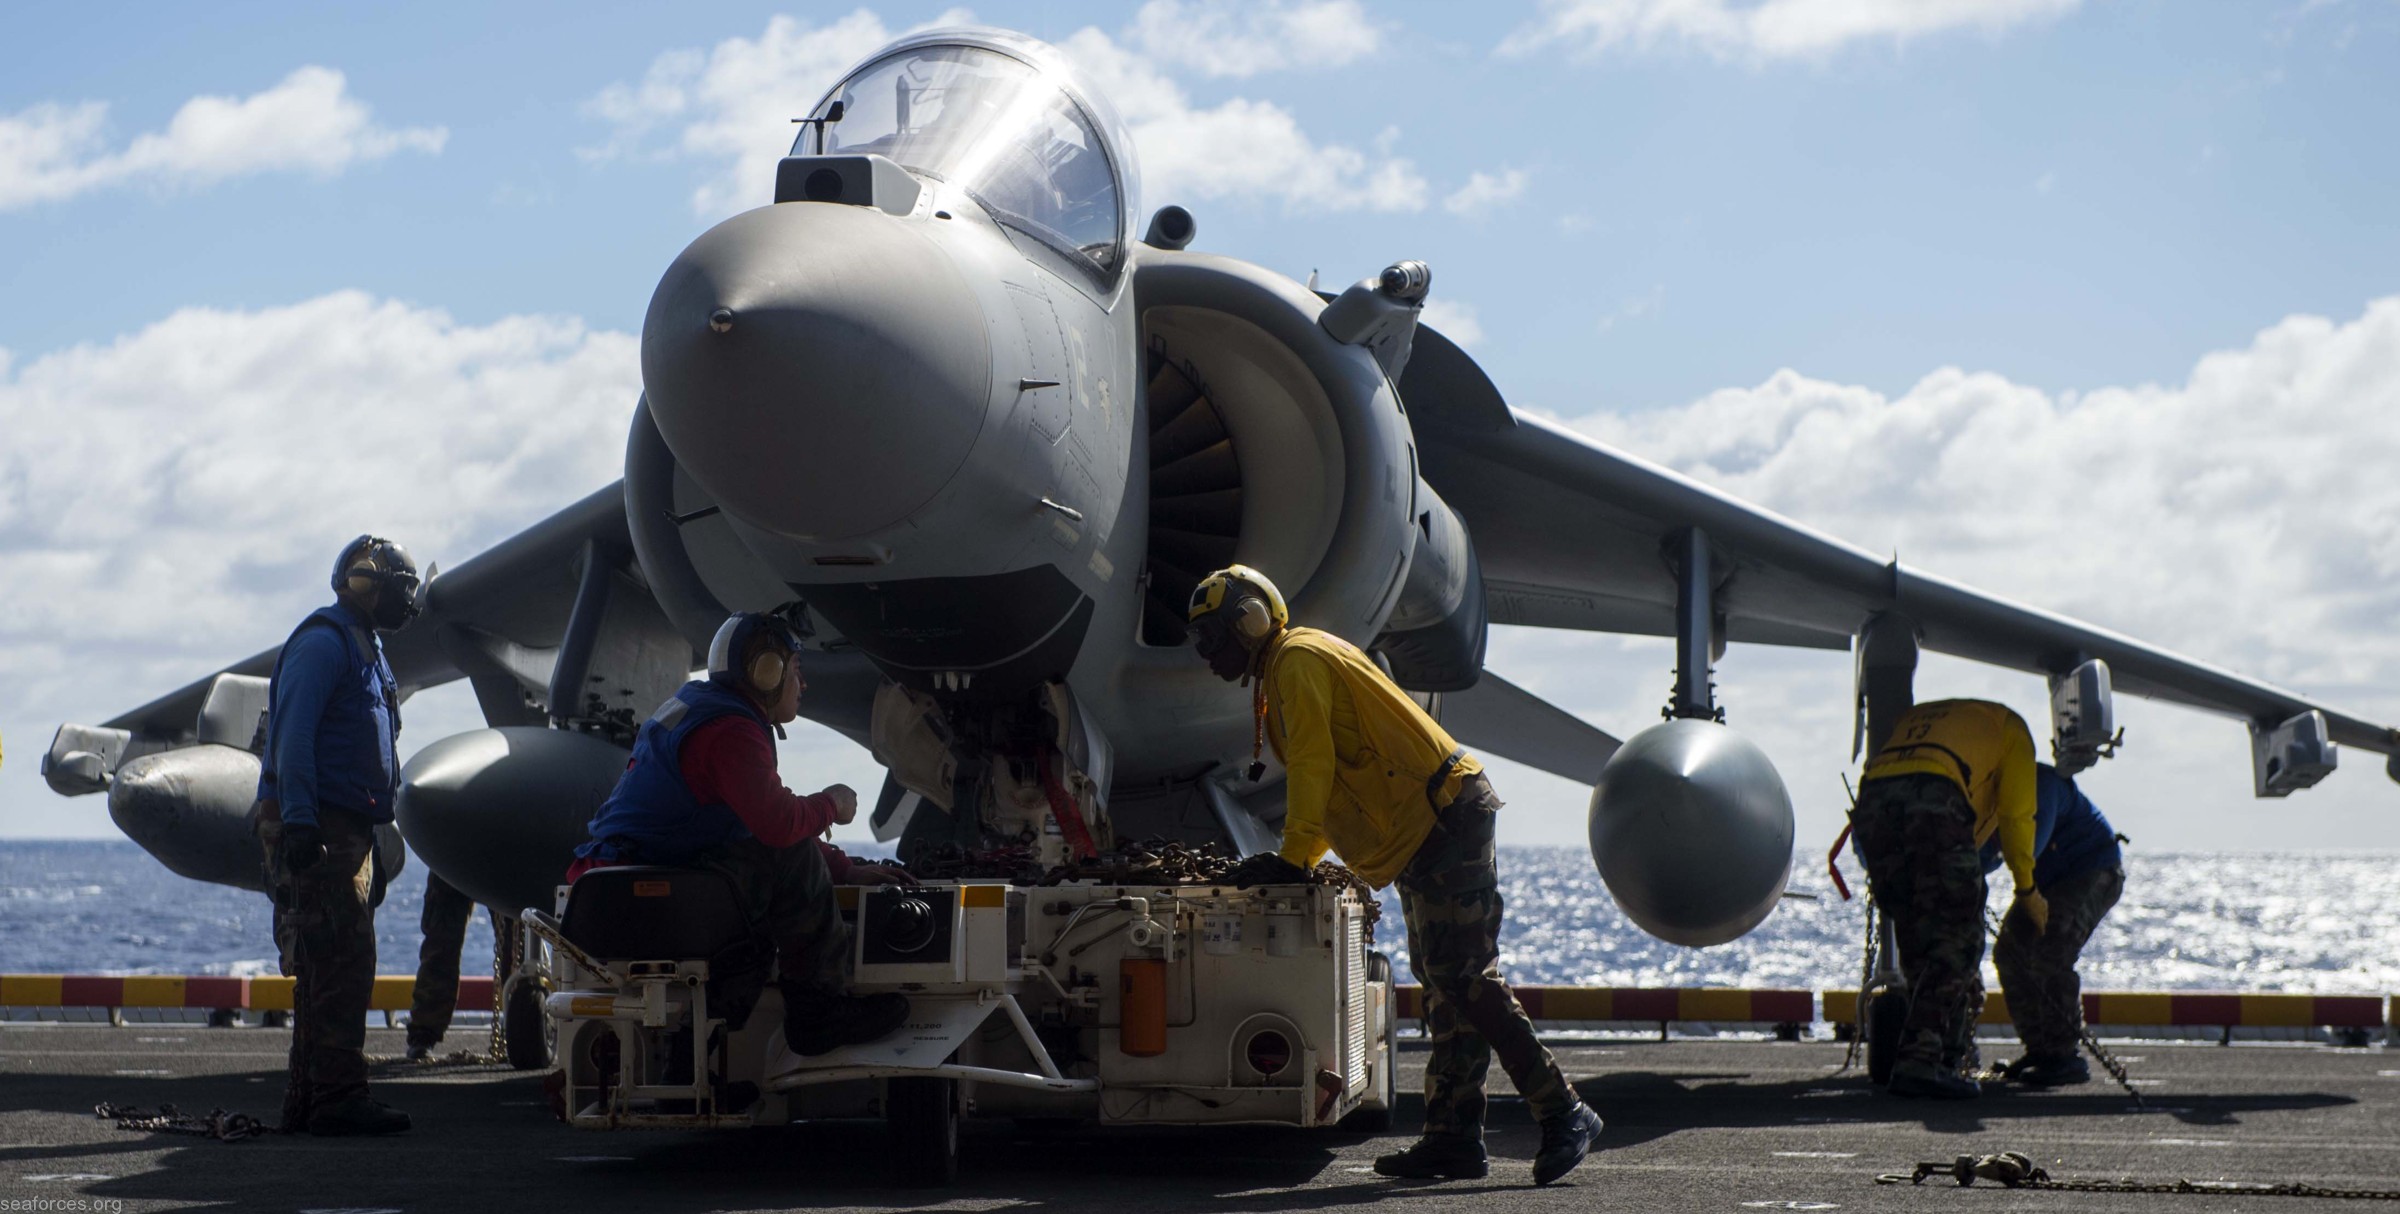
left=1232, top=596, right=1273, bottom=641
left=747, top=650, right=788, bottom=695
left=1186, top=564, right=1291, bottom=640
left=333, top=534, right=397, bottom=594
left=710, top=612, right=801, bottom=697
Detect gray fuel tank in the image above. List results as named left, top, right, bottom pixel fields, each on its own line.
left=397, top=727, right=630, bottom=917
left=1587, top=719, right=1794, bottom=948
left=109, top=744, right=405, bottom=892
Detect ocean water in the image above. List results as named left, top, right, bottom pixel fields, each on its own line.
left=3, top=841, right=2396, bottom=995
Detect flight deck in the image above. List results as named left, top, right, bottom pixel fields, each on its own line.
left=4, top=1024, right=2395, bottom=1212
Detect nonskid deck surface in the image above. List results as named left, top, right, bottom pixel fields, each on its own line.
left=3, top=1025, right=2395, bottom=1212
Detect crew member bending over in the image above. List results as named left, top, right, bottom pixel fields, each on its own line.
left=1854, top=698, right=2045, bottom=1100
left=1191, top=565, right=1604, bottom=1187
left=1980, top=763, right=2124, bottom=1087
left=567, top=612, right=913, bottom=1055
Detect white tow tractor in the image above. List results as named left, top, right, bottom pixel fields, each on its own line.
left=524, top=867, right=1396, bottom=1183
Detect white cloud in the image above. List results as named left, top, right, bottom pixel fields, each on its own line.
left=1596, top=284, right=1664, bottom=332
left=0, top=293, right=638, bottom=741
left=586, top=9, right=1429, bottom=218
left=1420, top=298, right=1484, bottom=347
left=1501, top=0, right=2083, bottom=60
left=580, top=9, right=960, bottom=216
left=1127, top=0, right=1382, bottom=76
left=1443, top=168, right=1529, bottom=215
left=1481, top=295, right=2400, bottom=852
left=0, top=292, right=923, bottom=841
left=0, top=67, right=446, bottom=211
left=1059, top=27, right=1428, bottom=214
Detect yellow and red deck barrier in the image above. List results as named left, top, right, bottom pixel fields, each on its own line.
left=1, top=975, right=496, bottom=1012
left=1821, top=989, right=2386, bottom=1029
left=1, top=976, right=2387, bottom=1033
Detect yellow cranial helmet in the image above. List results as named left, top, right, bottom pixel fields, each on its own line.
left=1188, top=564, right=1289, bottom=642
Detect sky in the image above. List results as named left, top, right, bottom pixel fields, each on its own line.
left=3, top=0, right=2397, bottom=862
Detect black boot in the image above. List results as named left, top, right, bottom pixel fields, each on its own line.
left=784, top=990, right=911, bottom=1057
left=1373, top=1133, right=1489, bottom=1179
left=306, top=1095, right=411, bottom=1136
left=2007, top=1053, right=2090, bottom=1087
left=1889, top=1058, right=1981, bottom=1099
left=1533, top=1103, right=1603, bottom=1185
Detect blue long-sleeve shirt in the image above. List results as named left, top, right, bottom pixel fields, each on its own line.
left=1979, top=762, right=2122, bottom=887
left=260, top=603, right=399, bottom=828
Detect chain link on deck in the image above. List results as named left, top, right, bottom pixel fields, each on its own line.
left=1876, top=1152, right=2400, bottom=1201
left=485, top=912, right=510, bottom=1065
left=96, top=1102, right=272, bottom=1142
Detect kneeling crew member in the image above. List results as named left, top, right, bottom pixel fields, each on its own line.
left=1855, top=698, right=2044, bottom=1100
left=1191, top=566, right=1604, bottom=1186
left=255, top=535, right=423, bottom=1136
left=1981, top=763, right=2124, bottom=1087
left=568, top=612, right=914, bottom=1055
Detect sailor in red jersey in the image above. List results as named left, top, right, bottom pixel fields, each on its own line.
left=568, top=611, right=911, bottom=1054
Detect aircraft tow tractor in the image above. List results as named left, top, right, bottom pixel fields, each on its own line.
left=524, top=845, right=1395, bottom=1184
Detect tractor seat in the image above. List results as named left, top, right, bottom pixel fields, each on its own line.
left=560, top=866, right=753, bottom=963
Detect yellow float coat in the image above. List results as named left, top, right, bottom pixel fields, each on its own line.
left=1863, top=698, right=2039, bottom=891
left=1262, top=628, right=1482, bottom=888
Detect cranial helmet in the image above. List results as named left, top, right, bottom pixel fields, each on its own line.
left=332, top=535, right=425, bottom=632
left=1187, top=564, right=1289, bottom=644
left=708, top=612, right=803, bottom=697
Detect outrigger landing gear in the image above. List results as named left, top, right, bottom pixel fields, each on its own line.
left=1863, top=913, right=1907, bottom=1086
left=888, top=1075, right=961, bottom=1186
left=503, top=914, right=556, bottom=1071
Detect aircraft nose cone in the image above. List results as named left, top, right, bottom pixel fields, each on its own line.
left=641, top=204, right=993, bottom=540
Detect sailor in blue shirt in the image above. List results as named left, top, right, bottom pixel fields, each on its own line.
left=1978, top=762, right=2126, bottom=1087
left=253, top=535, right=424, bottom=1137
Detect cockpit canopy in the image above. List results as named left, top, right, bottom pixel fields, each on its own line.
left=802, top=41, right=1125, bottom=279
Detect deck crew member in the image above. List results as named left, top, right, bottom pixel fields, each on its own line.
left=566, top=611, right=914, bottom=1056
left=1854, top=698, right=2046, bottom=1100
left=1190, top=565, right=1604, bottom=1186
left=253, top=535, right=423, bottom=1136
left=404, top=872, right=503, bottom=1063
left=1981, top=763, right=2124, bottom=1087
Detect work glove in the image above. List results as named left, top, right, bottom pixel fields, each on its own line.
left=281, top=823, right=326, bottom=874
left=1226, top=852, right=1309, bottom=889
left=2011, top=887, right=2050, bottom=935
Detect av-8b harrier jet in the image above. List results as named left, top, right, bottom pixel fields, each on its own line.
left=45, top=26, right=2400, bottom=950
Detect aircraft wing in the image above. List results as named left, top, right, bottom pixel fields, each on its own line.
left=97, top=482, right=635, bottom=742
left=1400, top=326, right=2400, bottom=769
left=57, top=475, right=888, bottom=800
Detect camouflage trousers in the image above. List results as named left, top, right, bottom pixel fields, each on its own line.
left=1994, top=865, right=2124, bottom=1058
left=1396, top=774, right=1578, bottom=1139
left=408, top=871, right=510, bottom=1050
left=255, top=804, right=381, bottom=1130
left=690, top=838, right=849, bottom=995
left=1853, top=774, right=1988, bottom=1071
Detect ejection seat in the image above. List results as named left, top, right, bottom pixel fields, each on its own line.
left=530, top=866, right=773, bottom=1127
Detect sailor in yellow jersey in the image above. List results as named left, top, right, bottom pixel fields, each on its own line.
left=1188, top=565, right=1602, bottom=1187
left=1854, top=698, right=2048, bottom=1100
